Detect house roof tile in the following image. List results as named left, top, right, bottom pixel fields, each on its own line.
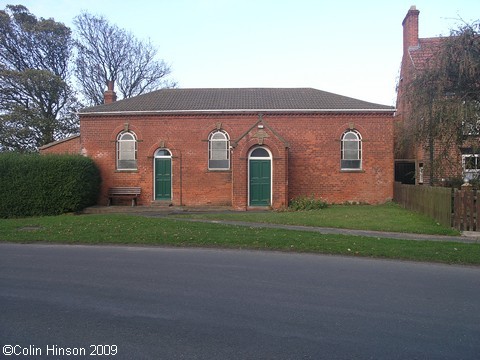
left=409, top=37, right=446, bottom=70
left=79, top=88, right=394, bottom=114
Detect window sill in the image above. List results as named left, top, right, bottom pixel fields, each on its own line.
left=340, top=169, right=364, bottom=173
left=115, top=170, right=139, bottom=173
left=207, top=169, right=232, bottom=173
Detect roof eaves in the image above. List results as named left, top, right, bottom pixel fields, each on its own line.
left=80, top=108, right=395, bottom=116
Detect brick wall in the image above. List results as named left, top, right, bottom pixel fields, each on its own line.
left=78, top=111, right=394, bottom=208
left=39, top=135, right=81, bottom=155
left=266, top=113, right=394, bottom=204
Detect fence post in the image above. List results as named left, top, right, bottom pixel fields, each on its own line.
left=453, top=183, right=477, bottom=231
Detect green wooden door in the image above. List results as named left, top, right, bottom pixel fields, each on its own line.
left=249, top=159, right=271, bottom=206
left=155, top=158, right=171, bottom=200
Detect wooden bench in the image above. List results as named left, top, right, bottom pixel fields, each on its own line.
left=108, top=187, right=141, bottom=206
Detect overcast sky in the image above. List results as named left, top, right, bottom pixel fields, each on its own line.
left=2, top=0, right=478, bottom=106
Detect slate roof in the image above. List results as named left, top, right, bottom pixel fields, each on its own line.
left=80, top=88, right=394, bottom=114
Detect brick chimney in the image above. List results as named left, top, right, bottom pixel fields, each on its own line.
left=402, top=6, right=420, bottom=54
left=104, top=80, right=117, bottom=104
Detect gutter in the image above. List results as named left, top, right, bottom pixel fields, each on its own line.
left=79, top=108, right=396, bottom=116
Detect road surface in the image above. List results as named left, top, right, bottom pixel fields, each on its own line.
left=1, top=243, right=479, bottom=359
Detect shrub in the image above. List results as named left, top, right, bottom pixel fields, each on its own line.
left=288, top=195, right=328, bottom=211
left=0, top=153, right=101, bottom=218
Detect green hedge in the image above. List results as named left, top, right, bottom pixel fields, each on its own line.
left=0, top=153, right=101, bottom=218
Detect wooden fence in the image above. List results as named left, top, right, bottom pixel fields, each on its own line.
left=394, top=182, right=480, bottom=231
left=394, top=182, right=452, bottom=228
left=452, top=187, right=480, bottom=231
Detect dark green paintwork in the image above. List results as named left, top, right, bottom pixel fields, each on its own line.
left=155, top=158, right=171, bottom=200
left=249, top=159, right=271, bottom=206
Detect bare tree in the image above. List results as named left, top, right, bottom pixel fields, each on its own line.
left=74, top=12, right=176, bottom=106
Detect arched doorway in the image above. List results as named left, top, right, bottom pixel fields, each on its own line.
left=154, top=149, right=172, bottom=200
left=248, top=147, right=272, bottom=206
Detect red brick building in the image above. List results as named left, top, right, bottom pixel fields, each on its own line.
left=395, top=6, right=474, bottom=186
left=395, top=6, right=445, bottom=185
left=42, top=87, right=395, bottom=209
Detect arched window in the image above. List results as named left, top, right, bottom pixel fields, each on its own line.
left=155, top=149, right=171, bottom=157
left=208, top=130, right=230, bottom=170
left=341, top=130, right=362, bottom=170
left=117, top=131, right=137, bottom=170
left=250, top=147, right=270, bottom=158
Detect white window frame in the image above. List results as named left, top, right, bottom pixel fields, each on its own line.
left=117, top=131, right=138, bottom=170
left=341, top=130, right=362, bottom=170
left=462, top=154, right=480, bottom=181
left=208, top=130, right=230, bottom=170
left=418, top=163, right=424, bottom=184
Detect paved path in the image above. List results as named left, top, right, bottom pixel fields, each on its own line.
left=84, top=206, right=480, bottom=244
left=167, top=217, right=480, bottom=244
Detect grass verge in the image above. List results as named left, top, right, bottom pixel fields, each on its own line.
left=174, top=202, right=460, bottom=236
left=0, top=214, right=478, bottom=265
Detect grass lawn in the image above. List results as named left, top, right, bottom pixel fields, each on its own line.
left=0, top=213, right=478, bottom=265
left=173, top=202, right=460, bottom=236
